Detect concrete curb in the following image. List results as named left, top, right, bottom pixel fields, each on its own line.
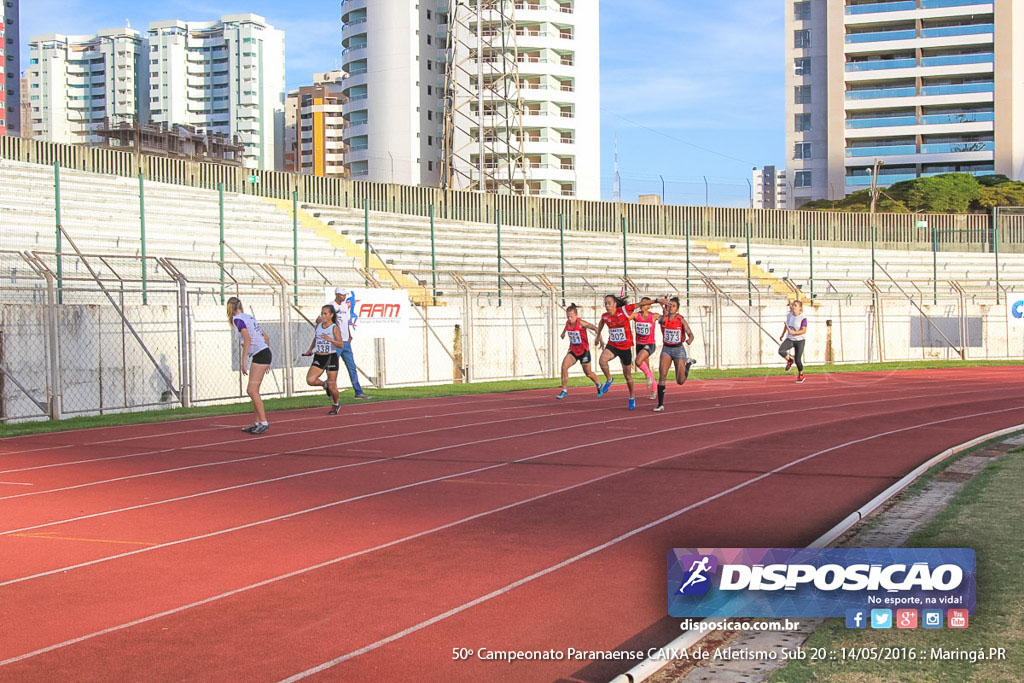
left=609, top=423, right=1024, bottom=683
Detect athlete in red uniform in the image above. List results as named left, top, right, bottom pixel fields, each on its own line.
left=593, top=293, right=638, bottom=410
left=557, top=303, right=602, bottom=399
left=654, top=296, right=696, bottom=412
left=631, top=297, right=660, bottom=399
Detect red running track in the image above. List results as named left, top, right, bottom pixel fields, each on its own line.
left=0, top=367, right=1022, bottom=682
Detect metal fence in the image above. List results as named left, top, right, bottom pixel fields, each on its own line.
left=3, top=135, right=1023, bottom=252
left=2, top=247, right=1022, bottom=425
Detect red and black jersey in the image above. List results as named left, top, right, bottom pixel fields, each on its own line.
left=601, top=304, right=636, bottom=351
left=565, top=319, right=589, bottom=355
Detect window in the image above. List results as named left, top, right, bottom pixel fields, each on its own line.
left=427, top=110, right=433, bottom=120
left=795, top=113, right=811, bottom=131
left=426, top=60, right=432, bottom=71
left=794, top=2, right=810, bottom=20
left=794, top=171, right=813, bottom=187
left=428, top=160, right=434, bottom=171
left=427, top=9, right=432, bottom=19
left=428, top=135, right=433, bottom=146
left=427, top=34, right=432, bottom=45
left=794, top=142, right=812, bottom=159
left=794, top=57, right=810, bottom=76
left=794, top=85, right=811, bottom=104
left=427, top=85, right=432, bottom=95
left=794, top=30, right=810, bottom=49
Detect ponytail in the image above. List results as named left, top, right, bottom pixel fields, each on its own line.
left=226, top=297, right=242, bottom=325
left=605, top=293, right=627, bottom=308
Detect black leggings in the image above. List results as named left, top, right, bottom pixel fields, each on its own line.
left=779, top=339, right=805, bottom=372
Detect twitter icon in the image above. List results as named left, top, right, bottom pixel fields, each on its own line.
left=870, top=609, right=893, bottom=629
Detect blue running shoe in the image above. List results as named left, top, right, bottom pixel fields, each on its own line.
left=556, top=389, right=568, bottom=399
left=628, top=397, right=636, bottom=411
left=601, top=378, right=614, bottom=394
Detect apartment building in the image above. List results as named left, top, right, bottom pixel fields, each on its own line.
left=340, top=0, right=600, bottom=199
left=1, top=0, right=19, bottom=134
left=284, top=70, right=347, bottom=177
left=147, top=15, right=285, bottom=169
left=753, top=165, right=790, bottom=209
left=786, top=0, right=1010, bottom=206
left=27, top=28, right=146, bottom=144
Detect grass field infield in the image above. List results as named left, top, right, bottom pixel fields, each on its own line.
left=772, top=442, right=1024, bottom=682
left=0, top=358, right=1019, bottom=439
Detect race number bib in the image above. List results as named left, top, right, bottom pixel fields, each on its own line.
left=315, top=328, right=335, bottom=354
left=609, top=327, right=627, bottom=344
left=635, top=322, right=652, bottom=337
left=567, top=330, right=583, bottom=346
left=664, top=328, right=682, bottom=345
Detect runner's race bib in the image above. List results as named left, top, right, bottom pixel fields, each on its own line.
left=635, top=322, right=652, bottom=337
left=567, top=330, right=583, bottom=345
left=664, top=328, right=682, bottom=345
left=315, top=329, right=334, bottom=354
left=609, top=327, right=627, bottom=343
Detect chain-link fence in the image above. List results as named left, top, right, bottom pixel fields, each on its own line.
left=1, top=246, right=1022, bottom=425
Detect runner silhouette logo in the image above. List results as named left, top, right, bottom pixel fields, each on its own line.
left=677, top=555, right=719, bottom=596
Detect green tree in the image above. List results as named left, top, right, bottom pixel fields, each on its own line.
left=975, top=182, right=1024, bottom=209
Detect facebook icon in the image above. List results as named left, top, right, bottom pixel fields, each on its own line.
left=846, top=609, right=867, bottom=629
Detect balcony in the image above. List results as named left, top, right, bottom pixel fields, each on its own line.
left=845, top=58, right=916, bottom=72
left=921, top=140, right=993, bottom=153
left=845, top=1, right=916, bottom=14
left=920, top=111, right=993, bottom=124
left=846, top=173, right=919, bottom=186
left=846, top=115, right=917, bottom=128
left=845, top=86, right=917, bottom=100
left=846, top=29, right=916, bottom=43
left=920, top=0, right=992, bottom=6
left=920, top=24, right=994, bottom=39
left=846, top=144, right=917, bottom=157
left=920, top=82, right=993, bottom=96
left=920, top=52, right=993, bottom=67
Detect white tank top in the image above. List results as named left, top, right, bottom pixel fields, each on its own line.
left=232, top=312, right=268, bottom=357
left=314, top=323, right=338, bottom=354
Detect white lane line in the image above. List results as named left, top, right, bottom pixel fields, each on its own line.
left=3, top=402, right=1021, bottom=671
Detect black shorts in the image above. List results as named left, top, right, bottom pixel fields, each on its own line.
left=312, top=353, right=339, bottom=372
left=251, top=348, right=272, bottom=365
left=635, top=343, right=656, bottom=357
left=569, top=349, right=592, bottom=365
left=606, top=346, right=633, bottom=366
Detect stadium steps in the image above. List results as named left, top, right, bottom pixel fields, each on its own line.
left=699, top=241, right=796, bottom=298
left=266, top=199, right=435, bottom=306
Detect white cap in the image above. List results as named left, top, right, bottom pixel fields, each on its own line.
left=334, top=287, right=345, bottom=295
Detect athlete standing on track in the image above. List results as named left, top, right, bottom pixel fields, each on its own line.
left=228, top=296, right=272, bottom=434
left=557, top=303, right=603, bottom=399
left=654, top=296, right=696, bottom=413
left=594, top=293, right=638, bottom=410
left=631, top=297, right=660, bottom=400
left=778, top=299, right=807, bottom=384
left=330, top=287, right=371, bottom=400
left=302, top=304, right=345, bottom=415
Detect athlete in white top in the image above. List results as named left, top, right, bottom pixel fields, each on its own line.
left=778, top=299, right=808, bottom=383
left=302, top=304, right=346, bottom=414
left=329, top=287, right=368, bottom=399
left=227, top=297, right=272, bottom=434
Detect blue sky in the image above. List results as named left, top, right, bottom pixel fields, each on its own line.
left=20, top=0, right=784, bottom=205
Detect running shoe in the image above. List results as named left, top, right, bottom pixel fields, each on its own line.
left=653, top=405, right=665, bottom=412
left=251, top=423, right=269, bottom=435
left=785, top=356, right=794, bottom=371
left=628, top=397, right=636, bottom=411
left=328, top=404, right=340, bottom=415
left=645, top=376, right=653, bottom=391
left=556, top=389, right=568, bottom=400
left=600, top=378, right=614, bottom=394
left=596, top=384, right=603, bottom=395
left=241, top=423, right=257, bottom=433
left=354, top=393, right=372, bottom=400
left=796, top=374, right=806, bottom=384
left=684, top=359, right=697, bottom=378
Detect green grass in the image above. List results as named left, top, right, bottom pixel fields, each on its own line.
left=772, top=445, right=1024, bottom=682
left=0, top=358, right=1017, bottom=439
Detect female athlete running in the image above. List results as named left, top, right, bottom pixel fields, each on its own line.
left=228, top=297, right=272, bottom=434
left=631, top=297, right=660, bottom=399
left=302, top=304, right=345, bottom=414
left=654, top=296, right=695, bottom=412
left=557, top=303, right=602, bottom=399
left=594, top=293, right=638, bottom=410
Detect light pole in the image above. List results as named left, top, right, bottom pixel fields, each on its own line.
left=703, top=175, right=709, bottom=206
left=746, top=177, right=753, bottom=208
left=660, top=174, right=665, bottom=204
